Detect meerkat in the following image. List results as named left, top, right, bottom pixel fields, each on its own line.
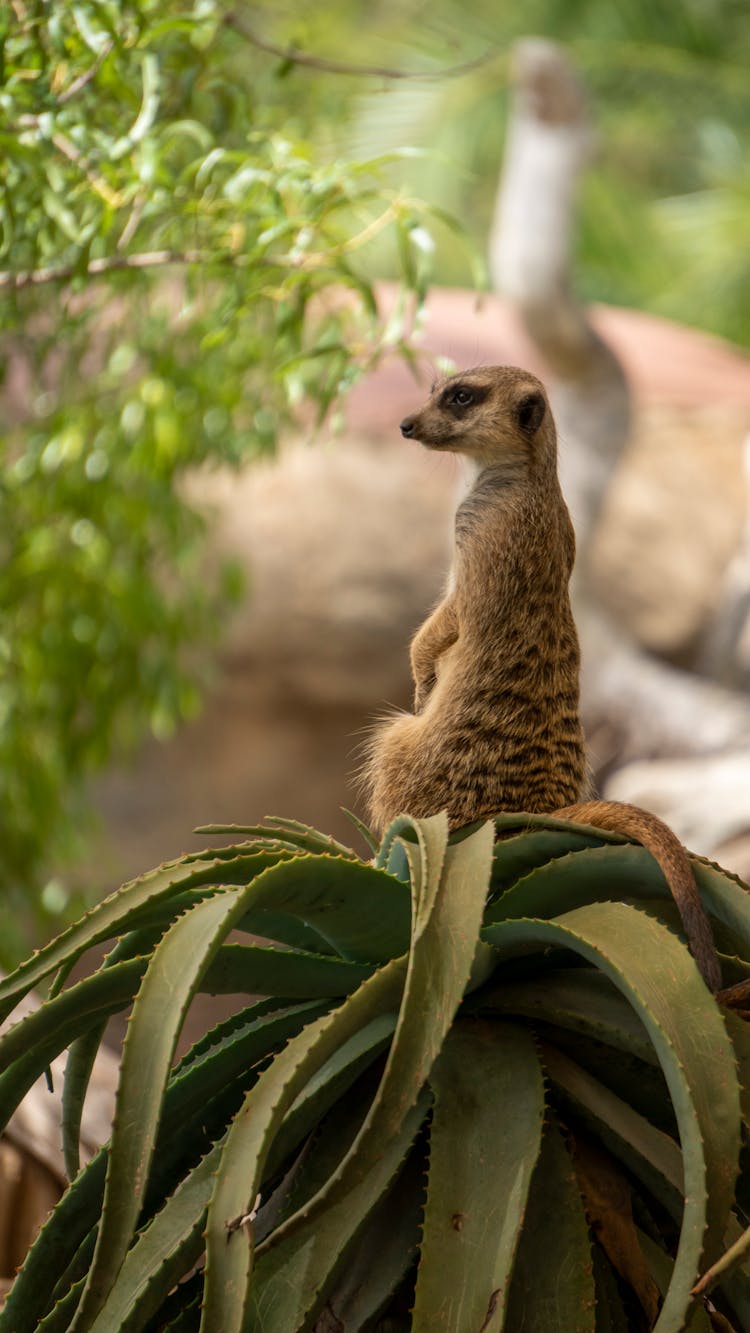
left=361, top=365, right=720, bottom=991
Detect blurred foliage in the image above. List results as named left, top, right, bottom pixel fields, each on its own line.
left=0, top=0, right=452, bottom=954
left=299, top=0, right=750, bottom=345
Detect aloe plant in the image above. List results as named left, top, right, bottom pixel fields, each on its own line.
left=1, top=809, right=750, bottom=1331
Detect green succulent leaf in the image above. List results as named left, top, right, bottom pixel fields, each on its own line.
left=0, top=851, right=288, bottom=1021
left=69, top=890, right=244, bottom=1330
left=246, top=1093, right=429, bottom=1332
left=259, top=816, right=495, bottom=1254
left=504, top=1119, right=595, bottom=1333
left=541, top=1043, right=683, bottom=1218
left=1, top=814, right=748, bottom=1329
left=412, top=1020, right=546, bottom=1330
left=200, top=954, right=408, bottom=1333
left=472, top=967, right=657, bottom=1065
left=483, top=902, right=742, bottom=1333
left=490, top=825, right=607, bottom=894
left=486, top=843, right=676, bottom=925
left=201, top=941, right=374, bottom=997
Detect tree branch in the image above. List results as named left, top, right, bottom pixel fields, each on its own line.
left=57, top=41, right=114, bottom=105
left=0, top=250, right=225, bottom=291
left=224, top=12, right=495, bottom=80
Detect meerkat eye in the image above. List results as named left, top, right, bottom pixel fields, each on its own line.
left=451, top=388, right=474, bottom=407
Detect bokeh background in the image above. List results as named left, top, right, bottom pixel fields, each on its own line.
left=3, top=0, right=750, bottom=963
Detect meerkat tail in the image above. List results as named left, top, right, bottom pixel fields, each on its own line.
left=553, top=799, right=721, bottom=992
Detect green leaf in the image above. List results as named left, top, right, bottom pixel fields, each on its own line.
left=692, top=859, right=750, bottom=959
left=202, top=941, right=374, bottom=997
left=70, top=890, right=243, bottom=1331
left=200, top=953, right=408, bottom=1333
left=261, top=816, right=494, bottom=1255
left=246, top=1094, right=429, bottom=1332
left=0, top=851, right=286, bottom=1021
left=412, top=1020, right=546, bottom=1330
left=471, top=968, right=657, bottom=1065
left=195, top=818, right=358, bottom=860
left=486, top=844, right=675, bottom=926
left=63, top=1020, right=108, bottom=1182
left=85, top=1140, right=224, bottom=1333
left=62, top=931, right=163, bottom=1181
left=233, top=855, right=411, bottom=965
left=322, top=1149, right=425, bottom=1328
left=0, top=1150, right=108, bottom=1332
left=541, top=1043, right=683, bottom=1217
left=0, top=958, right=148, bottom=1133
left=636, top=1233, right=713, bottom=1331
left=71, top=1005, right=394, bottom=1332
left=340, top=805, right=379, bottom=855
left=483, top=902, right=741, bottom=1332
left=490, top=827, right=607, bottom=893
left=504, top=1119, right=595, bottom=1333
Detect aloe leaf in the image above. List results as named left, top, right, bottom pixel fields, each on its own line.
left=246, top=1095, right=429, bottom=1332
left=255, top=1021, right=401, bottom=1237
left=0, top=956, right=146, bottom=1074
left=471, top=968, right=657, bottom=1064
left=84, top=1139, right=224, bottom=1333
left=541, top=1026, right=674, bottom=1140
left=543, top=1045, right=682, bottom=1221
left=591, top=1244, right=631, bottom=1333
left=143, top=1272, right=203, bottom=1331
left=195, top=817, right=358, bottom=860
left=411, top=1020, right=545, bottom=1331
left=202, top=941, right=373, bottom=996
left=504, top=1118, right=595, bottom=1333
left=0, top=1149, right=108, bottom=1332
left=491, top=827, right=607, bottom=894
left=723, top=1010, right=750, bottom=1127
left=233, top=854, right=411, bottom=964
left=492, top=811, right=625, bottom=842
left=692, top=859, right=750, bottom=958
left=236, top=907, right=337, bottom=954
left=37, top=1279, right=87, bottom=1332
left=259, top=1013, right=397, bottom=1189
left=261, top=817, right=494, bottom=1257
left=69, top=890, right=244, bottom=1331
left=6, top=997, right=375, bottom=1330
left=483, top=902, right=741, bottom=1332
left=63, top=1021, right=108, bottom=1182
left=200, top=951, right=408, bottom=1333
left=173, top=997, right=298, bottom=1074
left=487, top=841, right=750, bottom=962
left=0, top=850, right=287, bottom=1021
left=340, top=804, right=379, bottom=854
left=0, top=958, right=147, bottom=1133
left=161, top=1001, right=333, bottom=1161
left=62, top=930, right=165, bottom=1182
left=693, top=1219, right=750, bottom=1298
left=486, top=844, right=675, bottom=926
left=46, top=1003, right=387, bottom=1333
left=637, top=1233, right=713, bottom=1331
left=705, top=1215, right=750, bottom=1327
left=323, top=1148, right=425, bottom=1328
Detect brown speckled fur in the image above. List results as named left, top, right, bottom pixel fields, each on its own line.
left=360, top=365, right=720, bottom=990
left=362, top=366, right=589, bottom=830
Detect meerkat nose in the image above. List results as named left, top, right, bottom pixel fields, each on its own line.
left=400, top=417, right=416, bottom=437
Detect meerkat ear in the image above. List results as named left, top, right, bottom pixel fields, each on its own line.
left=516, top=390, right=546, bottom=435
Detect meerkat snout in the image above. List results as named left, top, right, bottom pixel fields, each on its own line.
left=400, top=417, right=416, bottom=437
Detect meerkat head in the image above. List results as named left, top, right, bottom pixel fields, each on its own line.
left=399, top=365, right=553, bottom=474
